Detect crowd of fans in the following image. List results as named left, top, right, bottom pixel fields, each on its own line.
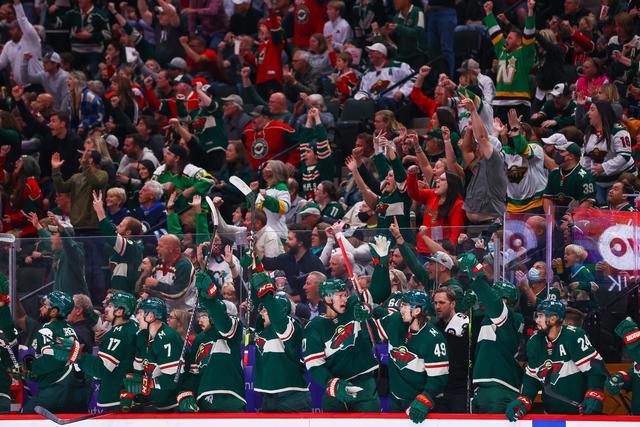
left=0, top=0, right=639, bottom=416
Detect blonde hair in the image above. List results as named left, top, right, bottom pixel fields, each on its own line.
left=390, top=269, right=408, bottom=292
left=85, top=134, right=113, bottom=162
left=265, top=160, right=289, bottom=184
left=537, top=29, right=556, bottom=45
left=597, top=83, right=620, bottom=104
left=107, top=187, right=127, bottom=207
left=69, top=71, right=87, bottom=117
left=375, top=110, right=404, bottom=133
left=565, top=244, right=588, bottom=262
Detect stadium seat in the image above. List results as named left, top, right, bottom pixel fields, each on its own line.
left=340, top=99, right=375, bottom=122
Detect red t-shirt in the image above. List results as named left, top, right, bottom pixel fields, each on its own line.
left=406, top=173, right=465, bottom=253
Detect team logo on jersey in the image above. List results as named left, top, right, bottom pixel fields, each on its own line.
left=587, top=148, right=607, bottom=163
left=329, top=321, right=357, bottom=350
left=389, top=346, right=417, bottom=370
left=296, top=5, right=310, bottom=24
left=537, top=359, right=563, bottom=385
left=369, top=79, right=390, bottom=94
left=255, top=336, right=266, bottom=354
left=252, top=138, right=268, bottom=159
left=196, top=342, right=213, bottom=365
left=507, top=165, right=528, bottom=184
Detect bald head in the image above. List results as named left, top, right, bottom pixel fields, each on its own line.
left=156, top=234, right=181, bottom=262
left=268, top=92, right=287, bottom=114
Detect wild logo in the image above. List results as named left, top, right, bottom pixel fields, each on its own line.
left=255, top=336, right=266, bottom=354
left=252, top=138, right=268, bottom=159
left=389, top=346, right=418, bottom=370
left=507, top=165, right=528, bottom=184
left=295, top=5, right=310, bottom=24
left=537, top=359, right=564, bottom=385
left=587, top=148, right=607, bottom=163
left=329, top=321, right=357, bottom=350
left=196, top=342, right=213, bottom=365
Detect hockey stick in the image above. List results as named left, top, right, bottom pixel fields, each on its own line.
left=229, top=176, right=257, bottom=365
left=334, top=229, right=376, bottom=347
left=543, top=370, right=584, bottom=414
left=173, top=196, right=219, bottom=384
left=34, top=406, right=106, bottom=425
left=0, top=331, right=19, bottom=370
left=467, top=307, right=473, bottom=414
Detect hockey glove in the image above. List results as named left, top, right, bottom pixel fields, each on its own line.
left=123, top=373, right=144, bottom=395
left=250, top=272, right=275, bottom=299
left=457, top=253, right=485, bottom=280
left=51, top=337, right=81, bottom=365
left=605, top=372, right=628, bottom=396
left=353, top=303, right=372, bottom=322
left=505, top=396, right=531, bottom=422
left=581, top=390, right=604, bottom=414
left=177, top=391, right=199, bottom=413
left=368, top=235, right=391, bottom=267
left=119, top=391, right=135, bottom=413
left=615, top=317, right=640, bottom=343
left=407, top=393, right=433, bottom=423
left=327, top=378, right=360, bottom=403
left=458, top=289, right=477, bottom=313
left=195, top=270, right=218, bottom=300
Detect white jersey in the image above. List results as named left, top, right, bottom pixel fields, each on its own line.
left=581, top=125, right=634, bottom=187
left=502, top=137, right=547, bottom=212
left=354, top=60, right=415, bottom=101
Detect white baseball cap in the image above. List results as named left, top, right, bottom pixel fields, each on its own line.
left=541, top=133, right=568, bottom=146
left=366, top=42, right=388, bottom=57
left=425, top=251, right=454, bottom=270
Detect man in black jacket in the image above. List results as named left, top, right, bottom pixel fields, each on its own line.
left=262, top=224, right=325, bottom=295
left=433, top=286, right=472, bottom=413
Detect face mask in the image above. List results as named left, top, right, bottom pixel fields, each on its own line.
left=357, top=212, right=372, bottom=222
left=527, top=267, right=541, bottom=282
left=553, top=152, right=565, bottom=166
left=487, top=242, right=494, bottom=253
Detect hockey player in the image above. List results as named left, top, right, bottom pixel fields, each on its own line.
left=23, top=291, right=90, bottom=414
left=362, top=289, right=449, bottom=423
left=251, top=274, right=310, bottom=412
left=179, top=271, right=245, bottom=412
left=123, top=297, right=183, bottom=411
left=0, top=274, right=17, bottom=414
left=303, top=235, right=391, bottom=412
left=458, top=253, right=524, bottom=413
left=606, top=317, right=640, bottom=415
left=505, top=299, right=606, bottom=420
left=53, top=291, right=138, bottom=411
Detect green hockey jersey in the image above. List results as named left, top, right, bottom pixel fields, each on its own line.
left=99, top=218, right=143, bottom=294
left=0, top=304, right=17, bottom=402
left=521, top=325, right=606, bottom=414
left=472, top=277, right=524, bottom=393
left=484, top=13, right=536, bottom=106
left=255, top=296, right=308, bottom=394
left=303, top=262, right=391, bottom=388
left=30, top=318, right=81, bottom=387
left=132, top=323, right=183, bottom=410
left=373, top=312, right=448, bottom=402
left=544, top=165, right=596, bottom=207
left=300, top=125, right=336, bottom=201
left=78, top=320, right=137, bottom=408
left=184, top=298, right=245, bottom=405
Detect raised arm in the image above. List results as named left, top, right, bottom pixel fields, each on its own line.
left=346, top=156, right=378, bottom=210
